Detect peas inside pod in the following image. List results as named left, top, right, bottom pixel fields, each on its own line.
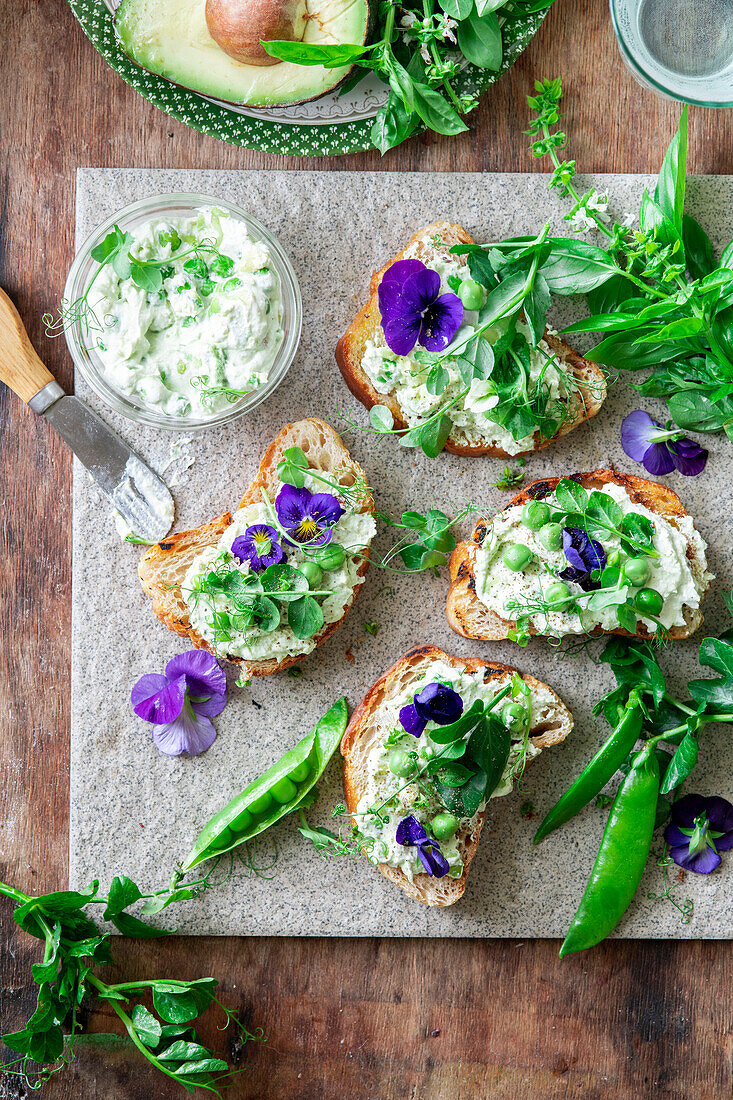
left=180, top=697, right=349, bottom=872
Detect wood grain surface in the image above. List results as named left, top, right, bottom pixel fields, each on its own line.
left=1, top=1, right=732, bottom=1097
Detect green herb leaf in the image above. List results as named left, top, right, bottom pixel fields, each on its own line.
left=456, top=9, right=502, bottom=70
left=132, top=1004, right=163, bottom=1049
left=654, top=106, right=687, bottom=232
left=660, top=733, right=699, bottom=795
left=288, top=595, right=325, bottom=639
left=261, top=40, right=372, bottom=66
left=370, top=405, right=394, bottom=432
left=418, top=413, right=453, bottom=458
left=103, top=876, right=142, bottom=919
left=411, top=82, right=468, bottom=136
left=554, top=478, right=588, bottom=513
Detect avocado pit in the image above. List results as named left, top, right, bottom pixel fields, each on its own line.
left=205, top=0, right=308, bottom=66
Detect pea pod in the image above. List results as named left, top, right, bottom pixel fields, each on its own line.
left=180, top=698, right=348, bottom=872
left=534, top=693, right=643, bottom=844
left=560, top=742, right=660, bottom=956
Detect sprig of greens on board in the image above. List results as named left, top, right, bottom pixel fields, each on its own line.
left=264, top=0, right=556, bottom=154
left=526, top=77, right=733, bottom=440
left=534, top=599, right=733, bottom=954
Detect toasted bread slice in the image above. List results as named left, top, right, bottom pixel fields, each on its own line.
left=335, top=221, right=606, bottom=458
left=448, top=470, right=711, bottom=644
left=341, top=644, right=573, bottom=906
left=138, top=418, right=374, bottom=676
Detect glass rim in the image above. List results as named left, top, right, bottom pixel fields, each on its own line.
left=63, top=191, right=302, bottom=431
left=609, top=0, right=733, bottom=109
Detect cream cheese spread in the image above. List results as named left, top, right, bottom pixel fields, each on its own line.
left=474, top=482, right=711, bottom=635
left=361, top=256, right=569, bottom=453
left=182, top=473, right=376, bottom=662
left=89, top=207, right=284, bottom=419
left=355, top=662, right=553, bottom=881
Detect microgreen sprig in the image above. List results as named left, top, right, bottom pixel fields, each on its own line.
left=0, top=868, right=263, bottom=1093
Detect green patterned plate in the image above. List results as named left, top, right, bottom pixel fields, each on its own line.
left=68, top=1, right=551, bottom=156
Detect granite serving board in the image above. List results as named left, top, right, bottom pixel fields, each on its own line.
left=70, top=169, right=733, bottom=938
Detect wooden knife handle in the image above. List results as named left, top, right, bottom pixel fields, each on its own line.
left=0, top=287, right=56, bottom=403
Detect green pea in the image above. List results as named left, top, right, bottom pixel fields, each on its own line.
left=624, top=557, right=651, bottom=587
left=606, top=550, right=621, bottom=568
left=317, top=544, right=346, bottom=571
left=213, top=826, right=235, bottom=849
left=389, top=748, right=414, bottom=778
left=502, top=701, right=526, bottom=731
left=288, top=760, right=310, bottom=783
left=271, top=777, right=298, bottom=805
left=457, top=278, right=483, bottom=311
left=248, top=791, right=273, bottom=816
left=299, top=561, right=323, bottom=588
left=419, top=743, right=435, bottom=760
left=635, top=588, right=664, bottom=617
left=431, top=812, right=459, bottom=840
left=538, top=523, right=564, bottom=552
left=545, top=581, right=571, bottom=606
left=231, top=807, right=253, bottom=833
left=502, top=543, right=534, bottom=572
left=522, top=501, right=550, bottom=530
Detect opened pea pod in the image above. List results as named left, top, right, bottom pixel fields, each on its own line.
left=180, top=698, right=348, bottom=872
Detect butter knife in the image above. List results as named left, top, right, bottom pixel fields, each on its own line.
left=0, top=288, right=174, bottom=543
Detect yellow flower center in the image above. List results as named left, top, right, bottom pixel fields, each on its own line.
left=295, top=517, right=319, bottom=542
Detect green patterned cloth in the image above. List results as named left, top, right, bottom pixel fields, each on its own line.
left=69, top=1, right=550, bottom=155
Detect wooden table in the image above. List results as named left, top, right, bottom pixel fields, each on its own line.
left=2, top=1, right=732, bottom=1096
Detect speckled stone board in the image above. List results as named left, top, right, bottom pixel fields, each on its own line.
left=70, top=169, right=733, bottom=938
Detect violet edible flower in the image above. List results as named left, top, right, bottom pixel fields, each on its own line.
left=559, top=526, right=607, bottom=592
left=664, top=793, right=733, bottom=874
left=275, top=484, right=343, bottom=547
left=395, top=814, right=450, bottom=877
left=621, top=411, right=708, bottom=477
left=378, top=258, right=463, bottom=356
left=399, top=681, right=464, bottom=738
left=131, top=650, right=227, bottom=757
left=231, top=525, right=286, bottom=573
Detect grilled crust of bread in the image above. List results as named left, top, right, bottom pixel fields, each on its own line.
left=138, top=418, right=374, bottom=677
left=341, top=644, right=573, bottom=907
left=335, top=221, right=606, bottom=458
left=447, top=469, right=709, bottom=644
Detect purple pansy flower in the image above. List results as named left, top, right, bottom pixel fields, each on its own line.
left=231, top=525, right=285, bottom=573
left=621, top=411, right=708, bottom=477
left=395, top=814, right=450, bottom=877
left=275, top=484, right=343, bottom=547
left=664, top=793, right=733, bottom=874
left=399, top=681, right=464, bottom=738
left=378, top=258, right=463, bottom=356
left=559, top=526, right=607, bottom=592
left=131, top=650, right=227, bottom=757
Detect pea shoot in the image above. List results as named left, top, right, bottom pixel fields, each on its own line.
left=535, top=597, right=733, bottom=953
left=0, top=868, right=264, bottom=1094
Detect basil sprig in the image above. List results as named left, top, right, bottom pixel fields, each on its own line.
left=524, top=77, right=733, bottom=441
left=262, top=0, right=556, bottom=154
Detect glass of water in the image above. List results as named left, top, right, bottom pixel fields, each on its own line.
left=610, top=0, right=733, bottom=106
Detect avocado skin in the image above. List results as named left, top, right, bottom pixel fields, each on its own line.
left=115, top=0, right=372, bottom=109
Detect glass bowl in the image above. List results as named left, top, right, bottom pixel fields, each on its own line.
left=610, top=0, right=733, bottom=107
left=63, top=192, right=302, bottom=431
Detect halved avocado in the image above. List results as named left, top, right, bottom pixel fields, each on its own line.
left=115, top=0, right=370, bottom=109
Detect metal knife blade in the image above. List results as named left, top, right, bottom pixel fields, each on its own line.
left=31, top=383, right=174, bottom=544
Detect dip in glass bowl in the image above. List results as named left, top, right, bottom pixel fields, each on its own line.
left=62, top=193, right=301, bottom=430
